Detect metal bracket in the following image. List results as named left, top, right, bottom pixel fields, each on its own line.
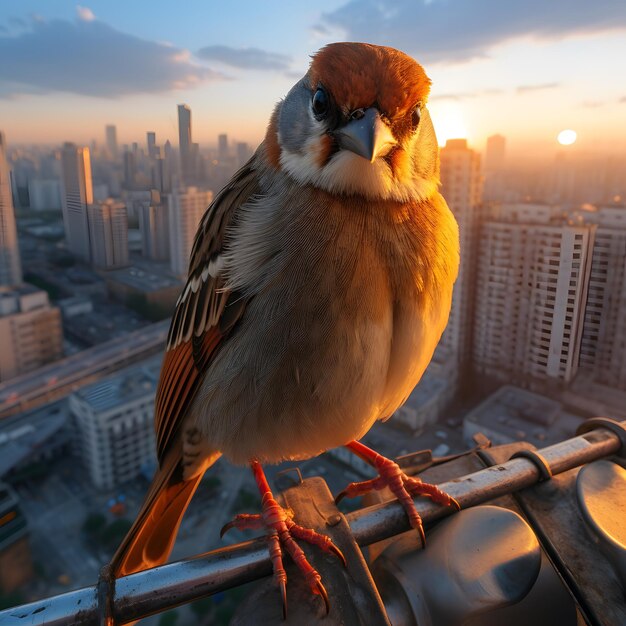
left=576, top=417, right=626, bottom=458
left=231, top=477, right=390, bottom=625
left=511, top=449, right=553, bottom=482
left=97, top=564, right=115, bottom=626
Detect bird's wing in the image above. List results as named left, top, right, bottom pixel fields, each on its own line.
left=155, top=161, right=260, bottom=462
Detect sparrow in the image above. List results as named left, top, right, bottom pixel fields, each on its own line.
left=110, top=42, right=460, bottom=617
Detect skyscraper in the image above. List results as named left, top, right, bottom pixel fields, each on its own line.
left=218, top=133, right=229, bottom=161
left=60, top=143, right=93, bottom=262
left=484, top=134, right=506, bottom=173
left=138, top=192, right=170, bottom=262
left=146, top=131, right=157, bottom=159
left=123, top=149, right=137, bottom=189
left=579, top=206, right=626, bottom=390
left=87, top=200, right=129, bottom=269
left=0, top=132, right=22, bottom=286
left=178, top=104, right=192, bottom=184
left=236, top=142, right=252, bottom=167
left=483, top=134, right=507, bottom=202
left=105, top=125, right=118, bottom=161
left=168, top=186, right=213, bottom=276
left=437, top=139, right=482, bottom=372
left=472, top=204, right=595, bottom=386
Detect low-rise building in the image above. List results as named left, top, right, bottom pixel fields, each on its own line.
left=70, top=356, right=161, bottom=490
left=0, top=483, right=33, bottom=593
left=0, top=285, right=63, bottom=383
left=391, top=361, right=456, bottom=432
left=463, top=385, right=583, bottom=448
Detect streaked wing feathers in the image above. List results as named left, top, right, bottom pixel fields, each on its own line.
left=155, top=159, right=260, bottom=461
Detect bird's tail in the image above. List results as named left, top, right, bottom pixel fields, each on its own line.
left=110, top=448, right=221, bottom=578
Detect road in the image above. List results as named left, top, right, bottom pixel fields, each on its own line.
left=0, top=320, right=168, bottom=419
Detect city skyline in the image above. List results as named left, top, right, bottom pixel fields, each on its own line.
left=1, top=2, right=626, bottom=157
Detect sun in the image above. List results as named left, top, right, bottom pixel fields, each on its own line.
left=557, top=129, right=577, bottom=146
left=430, top=103, right=468, bottom=146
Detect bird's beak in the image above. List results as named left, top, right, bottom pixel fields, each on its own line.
left=335, top=108, right=397, bottom=162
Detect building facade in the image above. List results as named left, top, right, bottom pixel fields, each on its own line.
left=472, top=204, right=595, bottom=386
left=60, top=143, right=93, bottom=263
left=0, top=132, right=22, bottom=286
left=579, top=207, right=626, bottom=390
left=168, top=186, right=213, bottom=277
left=0, top=285, right=63, bottom=382
left=178, top=104, right=193, bottom=184
left=88, top=200, right=129, bottom=270
left=70, top=357, right=160, bottom=490
left=105, top=125, right=118, bottom=161
left=437, top=139, right=483, bottom=372
left=138, top=196, right=170, bottom=262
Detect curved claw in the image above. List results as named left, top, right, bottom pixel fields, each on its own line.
left=416, top=523, right=426, bottom=549
left=450, top=496, right=461, bottom=512
left=280, top=578, right=287, bottom=620
left=334, top=490, right=348, bottom=505
left=329, top=543, right=347, bottom=568
left=316, top=580, right=330, bottom=615
left=220, top=520, right=235, bottom=539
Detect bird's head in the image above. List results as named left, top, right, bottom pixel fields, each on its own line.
left=265, top=42, right=440, bottom=202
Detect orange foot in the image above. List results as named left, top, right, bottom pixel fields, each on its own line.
left=336, top=440, right=460, bottom=546
left=221, top=460, right=346, bottom=618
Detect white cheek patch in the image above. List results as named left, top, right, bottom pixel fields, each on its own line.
left=279, top=135, right=437, bottom=203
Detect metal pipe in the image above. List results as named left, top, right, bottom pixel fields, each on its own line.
left=1, top=422, right=622, bottom=626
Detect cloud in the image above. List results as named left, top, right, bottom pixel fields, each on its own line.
left=319, top=0, right=626, bottom=64
left=430, top=88, right=505, bottom=101
left=0, top=16, right=224, bottom=98
left=580, top=101, right=603, bottom=108
left=76, top=5, right=96, bottom=22
left=516, top=82, right=560, bottom=93
left=196, top=45, right=292, bottom=71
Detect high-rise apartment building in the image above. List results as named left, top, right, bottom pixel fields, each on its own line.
left=236, top=142, right=253, bottom=168
left=138, top=191, right=170, bottom=261
left=472, top=204, right=595, bottom=386
left=60, top=143, right=93, bottom=263
left=105, top=125, right=118, bottom=161
left=437, top=139, right=482, bottom=371
left=178, top=104, right=193, bottom=184
left=146, top=131, right=157, bottom=159
left=484, top=134, right=506, bottom=173
left=28, top=179, right=62, bottom=211
left=0, top=285, right=63, bottom=382
left=87, top=200, right=129, bottom=270
left=0, top=132, right=22, bottom=286
left=70, top=357, right=160, bottom=490
left=218, top=133, right=229, bottom=161
left=168, top=186, right=212, bottom=276
left=579, top=206, right=626, bottom=389
left=483, top=134, right=507, bottom=202
left=123, top=149, right=137, bottom=190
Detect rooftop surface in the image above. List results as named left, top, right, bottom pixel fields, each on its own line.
left=72, top=354, right=162, bottom=413
left=464, top=384, right=583, bottom=446
left=0, top=401, right=69, bottom=477
left=106, top=264, right=182, bottom=292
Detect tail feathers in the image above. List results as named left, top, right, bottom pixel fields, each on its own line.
left=111, top=449, right=220, bottom=578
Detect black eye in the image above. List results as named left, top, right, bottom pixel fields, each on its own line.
left=412, top=103, right=422, bottom=129
left=312, top=87, right=329, bottom=118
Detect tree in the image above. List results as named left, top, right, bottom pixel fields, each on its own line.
left=82, top=512, right=106, bottom=535
left=157, top=610, right=179, bottom=626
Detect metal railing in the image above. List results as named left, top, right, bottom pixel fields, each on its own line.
left=1, top=418, right=624, bottom=626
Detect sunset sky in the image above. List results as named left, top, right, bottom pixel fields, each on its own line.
left=1, top=0, right=625, bottom=157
